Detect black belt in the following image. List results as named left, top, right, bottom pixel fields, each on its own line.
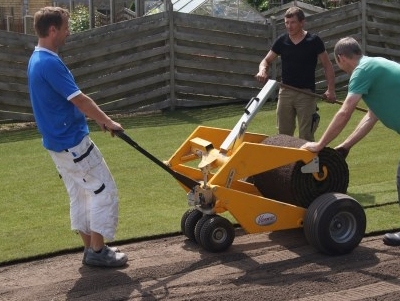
left=68, top=143, right=95, bottom=163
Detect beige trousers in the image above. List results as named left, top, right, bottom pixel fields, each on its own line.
left=276, top=87, right=318, bottom=142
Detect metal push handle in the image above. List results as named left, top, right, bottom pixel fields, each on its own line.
left=113, top=130, right=200, bottom=190
left=280, top=83, right=368, bottom=113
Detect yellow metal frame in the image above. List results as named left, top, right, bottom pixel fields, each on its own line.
left=167, top=125, right=318, bottom=235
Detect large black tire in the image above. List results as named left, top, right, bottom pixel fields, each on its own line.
left=181, top=208, right=203, bottom=241
left=194, top=215, right=214, bottom=244
left=304, top=192, right=366, bottom=255
left=197, top=215, right=235, bottom=252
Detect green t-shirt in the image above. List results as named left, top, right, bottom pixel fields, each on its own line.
left=349, top=56, right=400, bottom=134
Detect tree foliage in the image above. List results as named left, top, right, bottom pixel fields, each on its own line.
left=69, top=4, right=90, bottom=33
left=246, top=0, right=360, bottom=12
left=67, top=0, right=366, bottom=33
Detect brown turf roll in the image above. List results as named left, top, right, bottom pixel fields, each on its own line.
left=250, top=134, right=349, bottom=208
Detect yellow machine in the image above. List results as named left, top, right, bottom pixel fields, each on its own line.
left=117, top=80, right=366, bottom=255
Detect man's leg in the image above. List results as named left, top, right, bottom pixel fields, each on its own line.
left=382, top=161, right=400, bottom=246
left=79, top=142, right=127, bottom=267
left=80, top=231, right=91, bottom=249
left=49, top=138, right=127, bottom=266
left=295, top=92, right=317, bottom=142
left=276, top=88, right=296, bottom=136
left=397, top=161, right=400, bottom=204
left=90, top=231, right=105, bottom=251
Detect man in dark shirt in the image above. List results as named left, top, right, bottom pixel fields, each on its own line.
left=255, top=6, right=336, bottom=141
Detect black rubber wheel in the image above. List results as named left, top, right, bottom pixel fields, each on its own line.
left=197, top=215, right=235, bottom=252
left=180, top=208, right=194, bottom=236
left=181, top=208, right=203, bottom=241
left=194, top=215, right=214, bottom=244
left=304, top=192, right=366, bottom=255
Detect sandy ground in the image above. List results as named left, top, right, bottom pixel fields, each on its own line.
left=1, top=228, right=400, bottom=301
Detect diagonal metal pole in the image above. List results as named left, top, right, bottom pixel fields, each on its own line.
left=114, top=131, right=200, bottom=190
left=280, top=83, right=368, bottom=113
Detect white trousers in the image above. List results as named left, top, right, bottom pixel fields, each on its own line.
left=48, top=136, right=119, bottom=241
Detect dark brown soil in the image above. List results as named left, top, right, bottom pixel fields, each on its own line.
left=1, top=229, right=400, bottom=301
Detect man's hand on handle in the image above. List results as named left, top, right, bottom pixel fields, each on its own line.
left=323, top=89, right=337, bottom=104
left=301, top=141, right=324, bottom=153
left=99, top=120, right=124, bottom=137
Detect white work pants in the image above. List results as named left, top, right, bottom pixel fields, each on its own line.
left=48, top=136, right=119, bottom=241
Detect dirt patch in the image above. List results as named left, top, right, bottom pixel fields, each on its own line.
left=1, top=229, right=400, bottom=301
left=0, top=121, right=37, bottom=132
left=0, top=110, right=162, bottom=133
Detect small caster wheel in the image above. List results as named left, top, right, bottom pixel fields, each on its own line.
left=181, top=208, right=203, bottom=241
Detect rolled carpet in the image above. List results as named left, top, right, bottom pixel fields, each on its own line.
left=249, top=134, right=349, bottom=208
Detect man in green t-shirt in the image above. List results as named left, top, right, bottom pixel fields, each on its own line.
left=301, top=36, right=400, bottom=246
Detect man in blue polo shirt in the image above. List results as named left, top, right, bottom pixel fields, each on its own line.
left=28, top=6, right=127, bottom=267
left=302, top=36, right=400, bottom=246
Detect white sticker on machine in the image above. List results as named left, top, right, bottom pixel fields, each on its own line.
left=255, top=213, right=277, bottom=226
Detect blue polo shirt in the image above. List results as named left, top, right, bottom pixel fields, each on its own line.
left=27, top=47, right=89, bottom=151
left=349, top=56, right=400, bottom=134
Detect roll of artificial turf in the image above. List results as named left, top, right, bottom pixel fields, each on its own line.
left=249, top=134, right=349, bottom=208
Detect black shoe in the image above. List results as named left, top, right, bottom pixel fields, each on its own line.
left=383, top=232, right=400, bottom=246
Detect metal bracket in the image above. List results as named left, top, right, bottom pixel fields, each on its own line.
left=301, top=156, right=319, bottom=173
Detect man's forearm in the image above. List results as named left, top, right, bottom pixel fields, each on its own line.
left=319, top=110, right=351, bottom=147
left=259, top=59, right=269, bottom=72
left=72, top=93, right=112, bottom=125
left=341, top=113, right=377, bottom=149
left=325, top=65, right=336, bottom=91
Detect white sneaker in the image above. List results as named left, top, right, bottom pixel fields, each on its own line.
left=84, top=246, right=128, bottom=267
left=82, top=245, right=120, bottom=264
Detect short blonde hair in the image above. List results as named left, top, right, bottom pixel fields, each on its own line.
left=34, top=7, right=69, bottom=38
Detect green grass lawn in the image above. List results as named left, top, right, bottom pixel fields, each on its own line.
left=1, top=99, right=399, bottom=264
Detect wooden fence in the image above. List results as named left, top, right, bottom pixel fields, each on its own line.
left=1, top=0, right=400, bottom=122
